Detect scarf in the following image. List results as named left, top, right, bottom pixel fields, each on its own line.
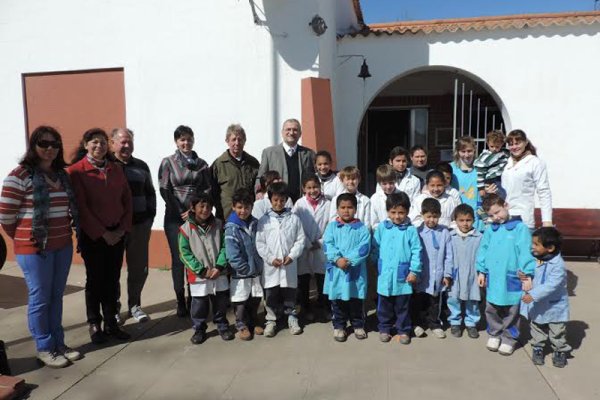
left=30, top=167, right=80, bottom=252
left=305, top=194, right=321, bottom=210
left=176, top=150, right=202, bottom=171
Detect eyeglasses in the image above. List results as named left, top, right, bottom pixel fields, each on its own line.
left=36, top=140, right=61, bottom=149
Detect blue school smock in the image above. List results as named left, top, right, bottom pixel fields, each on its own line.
left=449, top=229, right=482, bottom=301
left=371, top=219, right=422, bottom=297
left=323, top=219, right=371, bottom=301
left=417, top=225, right=453, bottom=296
left=450, top=162, right=484, bottom=231
left=476, top=218, right=536, bottom=306
left=520, top=253, right=569, bottom=324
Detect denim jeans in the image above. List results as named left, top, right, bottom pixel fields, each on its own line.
left=16, top=245, right=73, bottom=352
left=447, top=297, right=481, bottom=327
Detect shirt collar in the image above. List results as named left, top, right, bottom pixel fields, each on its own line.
left=282, top=143, right=298, bottom=154
left=383, top=219, right=410, bottom=230
left=491, top=216, right=522, bottom=231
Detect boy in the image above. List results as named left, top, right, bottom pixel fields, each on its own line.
left=447, top=204, right=483, bottom=339
left=315, top=150, right=344, bottom=200
left=323, top=193, right=371, bottom=342
left=225, top=188, right=264, bottom=341
left=179, top=194, right=233, bottom=344
left=521, top=227, right=571, bottom=368
left=376, top=146, right=420, bottom=202
left=329, top=166, right=371, bottom=228
left=476, top=194, right=536, bottom=355
left=371, top=192, right=421, bottom=344
left=409, top=171, right=460, bottom=228
left=370, top=164, right=399, bottom=231
left=473, top=130, right=509, bottom=199
left=435, top=162, right=461, bottom=204
left=413, top=198, right=453, bottom=339
left=256, top=182, right=306, bottom=337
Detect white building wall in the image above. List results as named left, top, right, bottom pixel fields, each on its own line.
left=334, top=24, right=600, bottom=208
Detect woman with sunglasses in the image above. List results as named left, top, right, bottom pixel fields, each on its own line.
left=68, top=128, right=132, bottom=345
left=0, top=126, right=81, bottom=368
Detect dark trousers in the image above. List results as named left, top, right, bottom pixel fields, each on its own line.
left=80, top=232, right=125, bottom=328
left=264, top=286, right=298, bottom=322
left=297, top=273, right=329, bottom=310
left=377, top=294, right=411, bottom=335
left=485, top=302, right=520, bottom=346
left=117, top=219, right=152, bottom=311
left=190, top=290, right=230, bottom=333
left=331, top=299, right=364, bottom=330
left=163, top=216, right=186, bottom=296
left=410, top=292, right=442, bottom=330
left=233, top=297, right=261, bottom=330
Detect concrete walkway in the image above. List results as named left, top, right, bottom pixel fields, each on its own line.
left=1, top=260, right=598, bottom=400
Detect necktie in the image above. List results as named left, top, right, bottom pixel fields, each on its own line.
left=430, top=230, right=440, bottom=250
left=288, top=148, right=294, bottom=157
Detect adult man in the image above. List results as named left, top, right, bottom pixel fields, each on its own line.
left=409, top=145, right=431, bottom=187
left=211, top=124, right=260, bottom=220
left=257, top=119, right=315, bottom=202
left=110, top=128, right=156, bottom=323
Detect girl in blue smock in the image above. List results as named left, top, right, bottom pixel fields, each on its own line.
left=451, top=136, right=484, bottom=231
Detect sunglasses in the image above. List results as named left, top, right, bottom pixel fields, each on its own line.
left=36, top=140, right=61, bottom=149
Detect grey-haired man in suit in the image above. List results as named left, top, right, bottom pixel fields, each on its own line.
left=257, top=119, right=316, bottom=202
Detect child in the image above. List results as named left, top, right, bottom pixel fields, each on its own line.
left=434, top=162, right=461, bottom=204
left=178, top=194, right=233, bottom=344
left=370, top=164, right=398, bottom=231
left=447, top=204, right=483, bottom=339
left=412, top=198, right=453, bottom=339
left=476, top=194, right=535, bottom=356
left=315, top=150, right=344, bottom=200
left=371, top=192, right=421, bottom=344
left=323, top=193, right=371, bottom=342
left=473, top=130, right=509, bottom=199
left=451, top=136, right=484, bottom=231
left=376, top=146, right=420, bottom=202
left=252, top=170, right=293, bottom=219
left=521, top=227, right=571, bottom=368
left=293, top=176, right=331, bottom=322
left=329, top=166, right=371, bottom=228
left=409, top=171, right=460, bottom=227
left=224, top=188, right=264, bottom=341
left=256, top=182, right=306, bottom=337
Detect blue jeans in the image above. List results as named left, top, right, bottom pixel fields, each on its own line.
left=16, top=245, right=73, bottom=352
left=447, top=297, right=481, bottom=327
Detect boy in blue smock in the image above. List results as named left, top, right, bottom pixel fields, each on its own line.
left=521, top=227, right=571, bottom=368
left=371, top=192, right=421, bottom=344
left=448, top=204, right=483, bottom=339
left=323, top=193, right=371, bottom=342
left=476, top=194, right=535, bottom=356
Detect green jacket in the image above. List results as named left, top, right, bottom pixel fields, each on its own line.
left=211, top=150, right=259, bottom=220
left=178, top=216, right=227, bottom=278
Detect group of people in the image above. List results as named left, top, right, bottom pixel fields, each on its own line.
left=0, top=119, right=569, bottom=371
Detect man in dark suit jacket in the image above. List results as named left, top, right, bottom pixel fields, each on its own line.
left=257, top=119, right=316, bottom=202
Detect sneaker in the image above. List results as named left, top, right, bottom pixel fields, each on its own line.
left=379, top=332, right=392, bottom=343
left=89, top=324, right=108, bottom=344
left=532, top=347, right=545, bottom=365
left=104, top=326, right=131, bottom=341
left=130, top=306, right=149, bottom=323
left=288, top=316, right=303, bottom=335
left=466, top=327, right=479, bottom=339
left=486, top=337, right=501, bottom=352
left=398, top=334, right=411, bottom=345
left=237, top=327, right=252, bottom=341
left=37, top=351, right=69, bottom=368
left=498, top=343, right=515, bottom=356
left=552, top=351, right=567, bottom=368
left=413, top=326, right=426, bottom=338
left=333, top=328, right=347, bottom=342
left=190, top=330, right=206, bottom=345
left=264, top=322, right=277, bottom=338
left=432, top=328, right=446, bottom=339
left=56, top=345, right=82, bottom=362
left=354, top=328, right=367, bottom=340
left=450, top=326, right=462, bottom=338
left=219, top=329, right=235, bottom=341
left=253, top=326, right=264, bottom=336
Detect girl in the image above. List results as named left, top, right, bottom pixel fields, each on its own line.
left=252, top=170, right=293, bottom=219
left=451, top=136, right=483, bottom=231
left=409, top=171, right=460, bottom=227
left=314, top=150, right=344, bottom=200
left=293, top=176, right=331, bottom=321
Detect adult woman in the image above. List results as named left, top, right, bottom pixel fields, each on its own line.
left=501, top=130, right=552, bottom=229
left=0, top=126, right=81, bottom=368
left=68, top=128, right=132, bottom=344
left=158, top=125, right=211, bottom=316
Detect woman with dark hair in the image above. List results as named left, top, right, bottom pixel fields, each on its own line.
left=67, top=128, right=132, bottom=344
left=0, top=126, right=81, bottom=368
left=158, top=125, right=212, bottom=316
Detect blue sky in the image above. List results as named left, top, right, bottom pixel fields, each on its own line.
left=360, top=0, right=598, bottom=24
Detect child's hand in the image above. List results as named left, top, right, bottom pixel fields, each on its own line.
left=272, top=258, right=283, bottom=267
left=477, top=273, right=486, bottom=288
left=405, top=272, right=417, bottom=284
left=522, top=293, right=533, bottom=304
left=443, top=277, right=452, bottom=288
left=336, top=257, right=349, bottom=270
left=521, top=277, right=532, bottom=292
left=208, top=268, right=221, bottom=280
left=282, top=256, right=293, bottom=266
left=517, top=271, right=528, bottom=281
left=484, top=183, right=498, bottom=194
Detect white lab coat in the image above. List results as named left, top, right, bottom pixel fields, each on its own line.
left=252, top=195, right=294, bottom=220
left=376, top=170, right=421, bottom=202
left=320, top=174, right=345, bottom=200
left=409, top=192, right=460, bottom=228
left=370, top=190, right=391, bottom=231
left=293, top=196, right=331, bottom=275
left=329, top=191, right=371, bottom=229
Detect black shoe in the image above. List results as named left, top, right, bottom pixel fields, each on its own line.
left=190, top=330, right=206, bottom=345
left=532, top=347, right=545, bottom=366
left=466, top=327, right=479, bottom=339
left=104, top=326, right=131, bottom=340
left=219, top=329, right=235, bottom=341
left=552, top=351, right=567, bottom=368
left=450, top=325, right=462, bottom=338
left=89, top=324, right=108, bottom=344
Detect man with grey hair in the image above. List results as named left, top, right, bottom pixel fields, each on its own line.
left=257, top=119, right=316, bottom=202
left=110, top=128, right=156, bottom=323
left=211, top=124, right=260, bottom=220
